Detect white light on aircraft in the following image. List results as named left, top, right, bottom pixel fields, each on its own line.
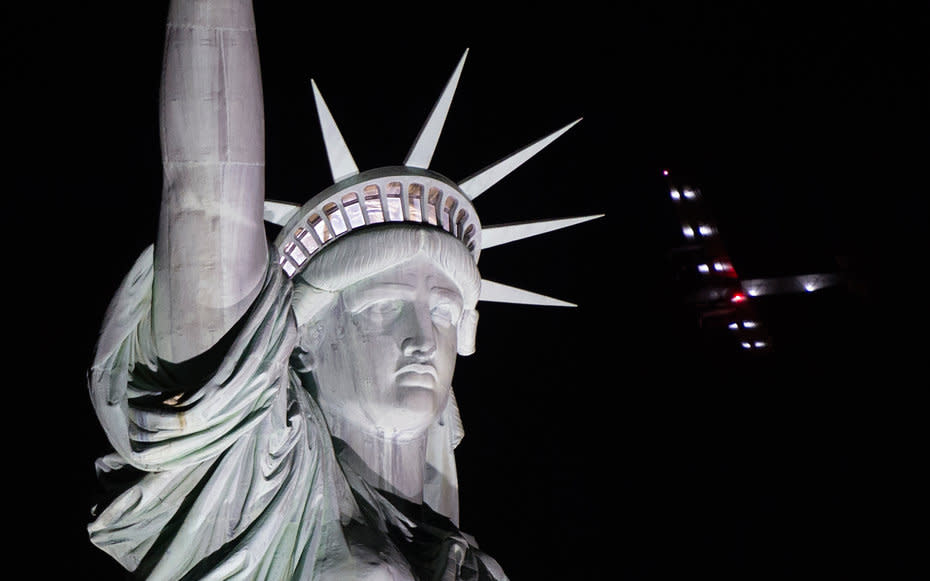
left=670, top=189, right=681, bottom=200
left=698, top=264, right=710, bottom=273
left=754, top=341, right=767, bottom=348
left=743, top=321, right=757, bottom=328
left=683, top=226, right=694, bottom=238
left=728, top=322, right=739, bottom=330
left=683, top=189, right=697, bottom=199
left=741, top=342, right=752, bottom=349
left=698, top=225, right=714, bottom=236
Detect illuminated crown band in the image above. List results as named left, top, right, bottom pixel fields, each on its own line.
left=265, top=50, right=602, bottom=307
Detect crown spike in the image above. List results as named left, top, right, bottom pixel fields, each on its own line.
left=263, top=200, right=300, bottom=226
left=482, top=214, right=604, bottom=250
left=404, top=49, right=469, bottom=169
left=457, top=118, right=582, bottom=200
left=479, top=279, right=576, bottom=307
left=311, top=79, right=359, bottom=183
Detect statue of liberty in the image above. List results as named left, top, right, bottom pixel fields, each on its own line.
left=87, top=1, right=599, bottom=578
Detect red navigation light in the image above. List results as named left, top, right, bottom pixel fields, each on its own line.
left=730, top=293, right=747, bottom=303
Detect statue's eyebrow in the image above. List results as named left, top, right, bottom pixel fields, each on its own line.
left=343, top=283, right=415, bottom=311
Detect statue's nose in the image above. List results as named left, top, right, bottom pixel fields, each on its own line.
left=401, top=305, right=437, bottom=360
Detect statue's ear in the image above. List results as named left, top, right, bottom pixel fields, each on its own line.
left=292, top=321, right=326, bottom=372
left=457, top=309, right=479, bottom=356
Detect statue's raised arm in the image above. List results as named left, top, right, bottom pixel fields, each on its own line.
left=154, top=0, right=267, bottom=362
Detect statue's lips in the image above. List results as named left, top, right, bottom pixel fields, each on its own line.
left=393, top=364, right=439, bottom=389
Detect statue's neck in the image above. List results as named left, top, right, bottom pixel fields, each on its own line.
left=329, top=420, right=428, bottom=505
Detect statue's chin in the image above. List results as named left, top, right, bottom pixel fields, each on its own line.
left=397, top=386, right=441, bottom=420
left=325, top=400, right=441, bottom=442
left=368, top=395, right=441, bottom=439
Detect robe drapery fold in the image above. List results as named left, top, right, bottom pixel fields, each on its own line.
left=89, top=246, right=357, bottom=579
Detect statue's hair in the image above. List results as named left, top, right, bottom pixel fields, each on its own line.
left=291, top=225, right=480, bottom=327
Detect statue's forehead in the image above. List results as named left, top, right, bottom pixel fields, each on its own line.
left=345, top=255, right=461, bottom=294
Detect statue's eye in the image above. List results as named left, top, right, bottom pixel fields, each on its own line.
left=430, top=303, right=460, bottom=327
left=359, top=300, right=404, bottom=321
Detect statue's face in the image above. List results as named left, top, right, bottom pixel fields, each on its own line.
left=307, top=255, right=463, bottom=439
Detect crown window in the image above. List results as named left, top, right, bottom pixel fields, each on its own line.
left=286, top=240, right=308, bottom=265
left=279, top=254, right=297, bottom=277
left=463, top=223, right=475, bottom=246
left=295, top=227, right=319, bottom=253
left=426, top=187, right=441, bottom=226
left=407, top=183, right=423, bottom=222
left=308, top=213, right=332, bottom=242
left=386, top=182, right=404, bottom=221
left=323, top=202, right=347, bottom=236
left=442, top=197, right=457, bottom=232
left=283, top=241, right=308, bottom=269
left=363, top=185, right=385, bottom=224
left=341, top=193, right=365, bottom=228
left=455, top=208, right=469, bottom=238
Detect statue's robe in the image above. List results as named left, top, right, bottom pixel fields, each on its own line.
left=88, top=246, right=507, bottom=580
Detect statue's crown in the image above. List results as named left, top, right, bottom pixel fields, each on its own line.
left=265, top=50, right=602, bottom=307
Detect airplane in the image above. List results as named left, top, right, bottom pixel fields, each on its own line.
left=662, top=169, right=844, bottom=353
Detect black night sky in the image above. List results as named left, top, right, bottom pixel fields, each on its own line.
left=8, top=2, right=926, bottom=579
